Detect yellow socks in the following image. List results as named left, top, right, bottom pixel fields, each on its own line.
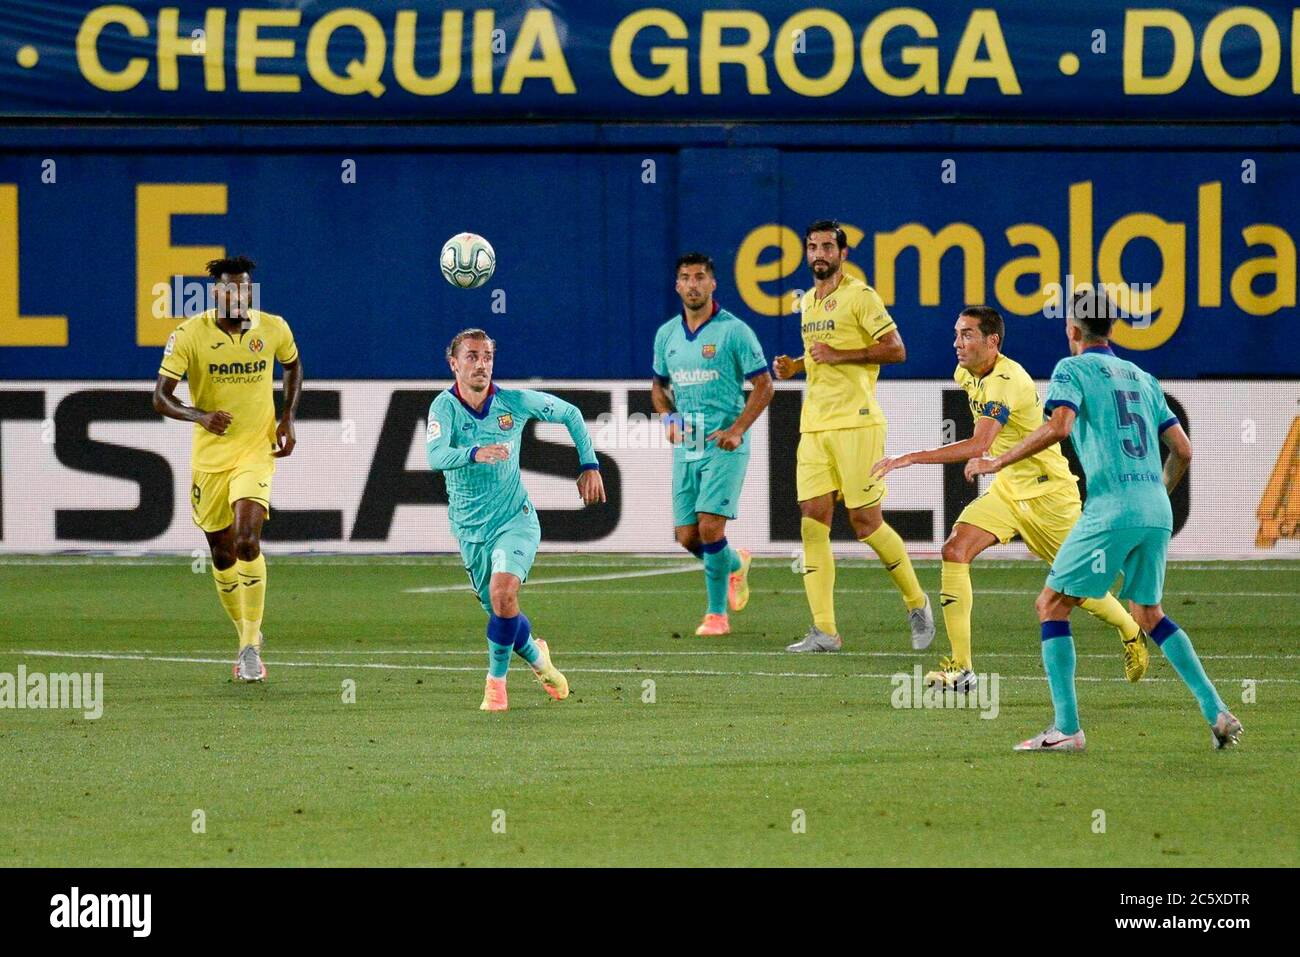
left=939, top=561, right=974, bottom=670
left=236, top=554, right=267, bottom=650
left=800, top=517, right=837, bottom=635
left=1080, top=593, right=1141, bottom=642
left=212, top=564, right=243, bottom=639
left=863, top=523, right=926, bottom=611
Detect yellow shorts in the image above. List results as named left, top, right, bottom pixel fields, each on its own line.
left=956, top=482, right=1081, bottom=562
left=191, top=455, right=275, bottom=533
left=796, top=426, right=886, bottom=510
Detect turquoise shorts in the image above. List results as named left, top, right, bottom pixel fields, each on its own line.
left=1046, top=523, right=1170, bottom=607
left=672, top=445, right=751, bottom=527
left=457, top=505, right=541, bottom=613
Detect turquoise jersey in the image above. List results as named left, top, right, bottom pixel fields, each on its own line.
left=1044, top=345, right=1178, bottom=531
left=426, top=385, right=598, bottom=543
left=652, top=303, right=767, bottom=458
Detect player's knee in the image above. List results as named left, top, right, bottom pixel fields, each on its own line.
left=850, top=510, right=882, bottom=539
left=799, top=497, right=832, bottom=525
left=233, top=532, right=260, bottom=562
left=674, top=526, right=700, bottom=552
left=210, top=546, right=236, bottom=570
left=489, top=578, right=519, bottom=616
left=1130, top=604, right=1162, bottom=632
left=941, top=537, right=965, bottom=564
left=697, top=515, right=726, bottom=543
left=1034, top=590, right=1058, bottom=620
left=1034, top=594, right=1050, bottom=620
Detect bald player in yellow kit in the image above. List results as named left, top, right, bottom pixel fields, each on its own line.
left=773, top=220, right=934, bottom=653
left=872, top=306, right=1148, bottom=691
left=152, top=256, right=303, bottom=683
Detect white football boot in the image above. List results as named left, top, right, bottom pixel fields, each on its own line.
left=1211, top=711, right=1243, bottom=750
left=908, top=595, right=936, bottom=650
left=785, top=626, right=842, bottom=653
left=1014, top=726, right=1086, bottom=752
left=234, top=644, right=267, bottom=683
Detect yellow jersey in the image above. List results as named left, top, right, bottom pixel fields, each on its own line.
left=797, top=274, right=897, bottom=432
left=955, top=353, right=1077, bottom=501
left=159, top=309, right=298, bottom=472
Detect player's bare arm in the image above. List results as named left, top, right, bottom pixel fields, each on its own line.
left=274, top=357, right=303, bottom=458
left=707, top=371, right=773, bottom=451
left=873, top=416, right=1003, bottom=479
left=772, top=354, right=805, bottom=379
left=808, top=329, right=906, bottom=366
left=152, top=374, right=231, bottom=435
left=650, top=376, right=682, bottom=444
left=966, top=405, right=1075, bottom=481
left=1160, top=422, right=1192, bottom=493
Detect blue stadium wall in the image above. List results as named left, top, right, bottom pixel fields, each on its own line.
left=2, top=122, right=1298, bottom=383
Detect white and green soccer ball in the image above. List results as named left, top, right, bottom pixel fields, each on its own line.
left=440, top=232, right=496, bottom=289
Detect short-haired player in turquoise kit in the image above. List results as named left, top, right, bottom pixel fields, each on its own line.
left=427, top=328, right=606, bottom=712
left=651, top=253, right=774, bottom=636
left=968, top=287, right=1242, bottom=751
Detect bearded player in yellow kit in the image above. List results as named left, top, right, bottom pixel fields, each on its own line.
left=773, top=220, right=934, bottom=653
left=152, top=256, right=303, bottom=683
left=871, top=306, right=1148, bottom=691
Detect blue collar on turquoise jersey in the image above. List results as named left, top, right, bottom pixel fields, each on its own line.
left=450, top=382, right=497, bottom=419
left=1082, top=343, right=1115, bottom=356
left=679, top=299, right=721, bottom=341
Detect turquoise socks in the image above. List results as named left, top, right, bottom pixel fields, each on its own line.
left=512, top=613, right=542, bottom=668
left=1040, top=621, right=1080, bottom=734
left=1038, top=615, right=1225, bottom=733
left=487, top=612, right=545, bottom=675
left=486, top=613, right=517, bottom=679
left=1152, top=617, right=1226, bottom=723
left=701, top=538, right=735, bottom=615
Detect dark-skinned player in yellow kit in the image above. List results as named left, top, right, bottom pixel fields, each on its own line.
left=152, top=256, right=302, bottom=683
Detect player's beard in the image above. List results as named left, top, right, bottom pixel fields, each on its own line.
left=811, top=261, right=836, bottom=280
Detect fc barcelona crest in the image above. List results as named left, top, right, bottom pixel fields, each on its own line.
left=701, top=344, right=717, bottom=359
left=497, top=413, right=514, bottom=431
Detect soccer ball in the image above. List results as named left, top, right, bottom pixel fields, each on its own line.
left=440, top=232, right=496, bottom=289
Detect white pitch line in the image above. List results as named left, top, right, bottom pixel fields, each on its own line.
left=61, top=647, right=1300, bottom=660
left=23, top=648, right=1299, bottom=663
left=402, top=564, right=698, bottom=593
left=2, top=556, right=1297, bottom=572
left=16, top=650, right=1300, bottom=684
left=519, top=585, right=1300, bottom=599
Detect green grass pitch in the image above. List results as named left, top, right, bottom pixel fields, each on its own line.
left=0, top=554, right=1295, bottom=867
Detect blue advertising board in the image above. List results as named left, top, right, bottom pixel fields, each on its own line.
left=0, top=146, right=1295, bottom=380
left=0, top=1, right=1298, bottom=120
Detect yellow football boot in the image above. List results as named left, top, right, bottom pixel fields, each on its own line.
left=531, top=638, right=569, bottom=701
left=728, top=548, right=753, bottom=613
left=1122, top=631, right=1150, bottom=683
